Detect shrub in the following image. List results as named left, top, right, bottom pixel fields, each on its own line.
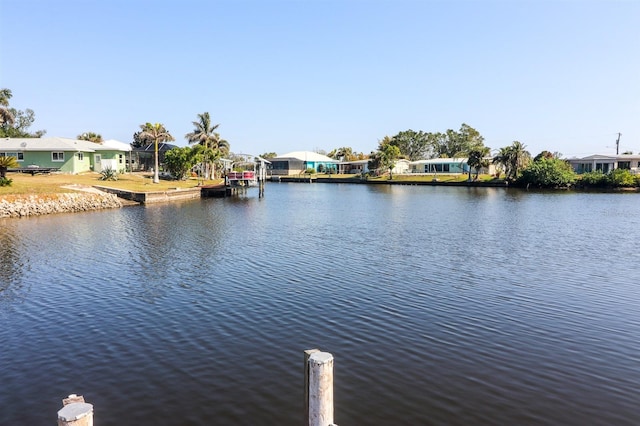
left=0, top=177, right=13, bottom=186
left=608, top=168, right=636, bottom=187
left=579, top=171, right=608, bottom=187
left=100, top=167, right=118, bottom=181
left=517, top=158, right=576, bottom=188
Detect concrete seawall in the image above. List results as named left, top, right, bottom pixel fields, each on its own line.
left=0, top=192, right=122, bottom=218
left=94, top=186, right=202, bottom=204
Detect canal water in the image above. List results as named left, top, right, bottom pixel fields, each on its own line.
left=1, top=183, right=639, bottom=425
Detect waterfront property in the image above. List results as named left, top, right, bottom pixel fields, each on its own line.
left=337, top=159, right=410, bottom=175
left=409, top=157, right=496, bottom=176
left=0, top=137, right=131, bottom=174
left=566, top=153, right=640, bottom=174
left=269, top=151, right=339, bottom=175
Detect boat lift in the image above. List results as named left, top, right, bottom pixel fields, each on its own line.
left=223, top=154, right=270, bottom=197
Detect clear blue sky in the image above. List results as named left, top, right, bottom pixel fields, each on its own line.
left=1, top=0, right=638, bottom=158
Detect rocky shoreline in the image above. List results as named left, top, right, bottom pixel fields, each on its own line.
left=0, top=192, right=122, bottom=218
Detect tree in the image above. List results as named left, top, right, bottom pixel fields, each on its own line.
left=0, top=155, right=19, bottom=178
left=518, top=157, right=576, bottom=188
left=0, top=88, right=15, bottom=126
left=381, top=143, right=401, bottom=179
left=139, top=122, right=174, bottom=183
left=369, top=137, right=400, bottom=179
left=77, top=132, right=103, bottom=143
left=132, top=130, right=153, bottom=148
left=467, top=146, right=491, bottom=180
left=328, top=147, right=355, bottom=161
left=164, top=147, right=198, bottom=180
left=259, top=152, right=278, bottom=159
left=493, top=141, right=531, bottom=181
left=390, top=130, right=432, bottom=161
left=185, top=112, right=229, bottom=179
left=427, top=124, right=485, bottom=159
left=0, top=106, right=46, bottom=138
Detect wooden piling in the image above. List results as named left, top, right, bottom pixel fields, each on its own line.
left=57, top=394, right=93, bottom=426
left=304, top=348, right=320, bottom=423
left=307, top=351, right=335, bottom=426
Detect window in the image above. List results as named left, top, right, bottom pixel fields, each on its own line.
left=77, top=152, right=84, bottom=161
left=0, top=152, right=24, bottom=161
left=618, top=161, right=631, bottom=170
left=119, top=154, right=123, bottom=164
left=52, top=152, right=64, bottom=162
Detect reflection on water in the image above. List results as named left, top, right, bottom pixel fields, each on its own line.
left=0, top=224, right=29, bottom=309
left=1, top=185, right=640, bottom=425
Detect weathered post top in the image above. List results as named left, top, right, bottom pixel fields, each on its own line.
left=309, top=351, right=333, bottom=365
left=58, top=403, right=93, bottom=421
left=58, top=394, right=93, bottom=426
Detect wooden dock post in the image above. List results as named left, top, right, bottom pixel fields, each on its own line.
left=57, top=394, right=93, bottom=426
left=307, top=350, right=336, bottom=426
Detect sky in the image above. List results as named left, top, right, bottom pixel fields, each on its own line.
left=1, top=0, right=638, bottom=158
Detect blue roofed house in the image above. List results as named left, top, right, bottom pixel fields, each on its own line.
left=0, top=137, right=132, bottom=174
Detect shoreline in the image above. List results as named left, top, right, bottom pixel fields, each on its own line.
left=1, top=176, right=637, bottom=219
left=0, top=192, right=122, bottom=218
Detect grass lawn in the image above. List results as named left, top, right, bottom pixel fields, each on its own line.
left=0, top=171, right=223, bottom=198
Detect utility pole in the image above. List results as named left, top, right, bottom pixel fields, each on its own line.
left=616, top=132, right=622, bottom=155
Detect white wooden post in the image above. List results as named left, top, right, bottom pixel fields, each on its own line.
left=308, top=351, right=335, bottom=426
left=57, top=394, right=93, bottom=426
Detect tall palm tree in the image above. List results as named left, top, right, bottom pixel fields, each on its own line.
left=508, top=141, right=531, bottom=180
left=140, top=122, right=174, bottom=183
left=185, top=112, right=226, bottom=180
left=0, top=88, right=15, bottom=126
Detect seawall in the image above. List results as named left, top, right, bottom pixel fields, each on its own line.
left=0, top=192, right=122, bottom=218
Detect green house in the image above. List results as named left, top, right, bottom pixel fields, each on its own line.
left=0, top=137, right=132, bottom=174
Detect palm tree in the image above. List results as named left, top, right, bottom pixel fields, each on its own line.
left=0, top=155, right=19, bottom=178
left=493, top=141, right=531, bottom=181
left=77, top=132, right=103, bottom=143
left=493, top=147, right=511, bottom=179
left=467, top=146, right=491, bottom=180
left=508, top=141, right=531, bottom=180
left=0, top=88, right=15, bottom=126
left=185, top=112, right=229, bottom=180
left=140, top=123, right=175, bottom=183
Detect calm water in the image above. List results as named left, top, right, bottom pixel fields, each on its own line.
left=1, top=183, right=639, bottom=425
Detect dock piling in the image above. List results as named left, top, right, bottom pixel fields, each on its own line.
left=306, top=350, right=337, bottom=426
left=57, top=394, right=93, bottom=426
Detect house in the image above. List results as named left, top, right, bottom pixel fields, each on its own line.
left=0, top=137, right=132, bottom=174
left=338, top=159, right=370, bottom=174
left=409, top=157, right=496, bottom=176
left=269, top=151, right=339, bottom=175
left=566, top=154, right=640, bottom=174
left=410, top=158, right=470, bottom=174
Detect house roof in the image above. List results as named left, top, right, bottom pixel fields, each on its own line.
left=410, top=157, right=468, bottom=165
left=275, top=151, right=338, bottom=163
left=0, top=137, right=131, bottom=152
left=101, top=139, right=132, bottom=152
